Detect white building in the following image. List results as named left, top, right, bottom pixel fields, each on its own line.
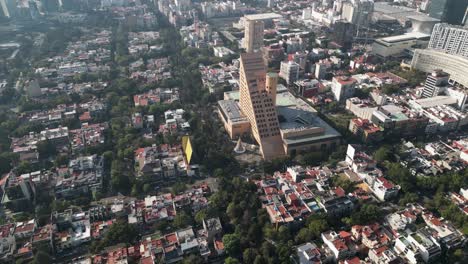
left=279, top=61, right=300, bottom=85
left=331, top=76, right=357, bottom=102
left=372, top=32, right=430, bottom=58
left=428, top=23, right=468, bottom=58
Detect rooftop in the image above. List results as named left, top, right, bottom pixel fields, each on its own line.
left=244, top=13, right=282, bottom=21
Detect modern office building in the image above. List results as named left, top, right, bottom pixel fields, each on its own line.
left=279, top=61, right=300, bottom=85
left=238, top=52, right=284, bottom=159
left=429, top=0, right=468, bottom=25
left=243, top=18, right=264, bottom=53
left=428, top=23, right=468, bottom=58
left=421, top=70, right=449, bottom=98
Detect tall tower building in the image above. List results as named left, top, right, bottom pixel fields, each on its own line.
left=243, top=18, right=264, bottom=53
left=238, top=53, right=284, bottom=159
left=429, top=0, right=468, bottom=25
left=428, top=23, right=468, bottom=58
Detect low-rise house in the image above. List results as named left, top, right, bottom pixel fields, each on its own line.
left=321, top=231, right=357, bottom=260
left=422, top=212, right=466, bottom=249
left=53, top=210, right=91, bottom=253
left=407, top=229, right=441, bottom=263
left=368, top=246, right=402, bottom=264
left=351, top=223, right=392, bottom=249
left=55, top=155, right=104, bottom=199
left=394, top=236, right=423, bottom=264
left=14, top=219, right=36, bottom=240
left=296, top=242, right=326, bottom=264
left=202, top=217, right=222, bottom=241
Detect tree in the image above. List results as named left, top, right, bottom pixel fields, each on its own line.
left=36, top=139, right=57, bottom=159
left=32, top=250, right=52, bottom=264
left=103, top=221, right=138, bottom=246
left=172, top=182, right=186, bottom=194
left=243, top=248, right=257, bottom=264
left=307, top=217, right=328, bottom=238
left=227, top=202, right=242, bottom=223
left=381, top=84, right=399, bottom=95
left=225, top=257, right=241, bottom=264
left=194, top=209, right=207, bottom=225
left=348, top=204, right=383, bottom=225
left=174, top=212, right=193, bottom=229
left=295, top=228, right=313, bottom=244
left=182, top=254, right=204, bottom=264
left=332, top=177, right=356, bottom=193
left=223, top=233, right=241, bottom=257
left=143, top=183, right=151, bottom=194
left=374, top=146, right=391, bottom=163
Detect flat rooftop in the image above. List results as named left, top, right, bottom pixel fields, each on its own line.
left=413, top=96, right=458, bottom=108
left=277, top=91, right=340, bottom=146
left=244, top=13, right=282, bottom=21
left=218, top=100, right=249, bottom=123
left=377, top=32, right=430, bottom=44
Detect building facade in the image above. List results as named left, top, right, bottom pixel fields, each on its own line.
left=428, top=23, right=468, bottom=58
left=243, top=18, right=264, bottom=53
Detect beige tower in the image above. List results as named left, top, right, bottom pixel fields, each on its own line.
left=239, top=52, right=285, bottom=160
left=243, top=18, right=264, bottom=53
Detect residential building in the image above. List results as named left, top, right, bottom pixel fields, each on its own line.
left=351, top=223, right=393, bottom=249
left=366, top=176, right=400, bottom=201
left=368, top=246, right=402, bottom=264
left=394, top=236, right=423, bottom=264
left=348, top=118, right=383, bottom=143
left=279, top=61, right=300, bottom=85
left=331, top=76, right=357, bottom=102
left=55, top=155, right=103, bottom=199
left=346, top=97, right=378, bottom=120
left=407, top=230, right=442, bottom=263
left=53, top=210, right=91, bottom=253
left=321, top=231, right=357, bottom=260
left=296, top=242, right=325, bottom=264
left=294, top=79, right=321, bottom=97
left=421, top=70, right=450, bottom=98
left=422, top=212, right=466, bottom=249
left=428, top=23, right=468, bottom=58
left=1, top=172, right=36, bottom=211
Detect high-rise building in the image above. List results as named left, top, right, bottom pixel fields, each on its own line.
left=428, top=23, right=468, bottom=58
left=422, top=70, right=450, bottom=98
left=238, top=52, right=284, bottom=159
left=279, top=61, right=300, bottom=85
left=332, top=20, right=356, bottom=49
left=429, top=0, right=468, bottom=25
left=341, top=0, right=374, bottom=28
left=243, top=18, right=264, bottom=53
